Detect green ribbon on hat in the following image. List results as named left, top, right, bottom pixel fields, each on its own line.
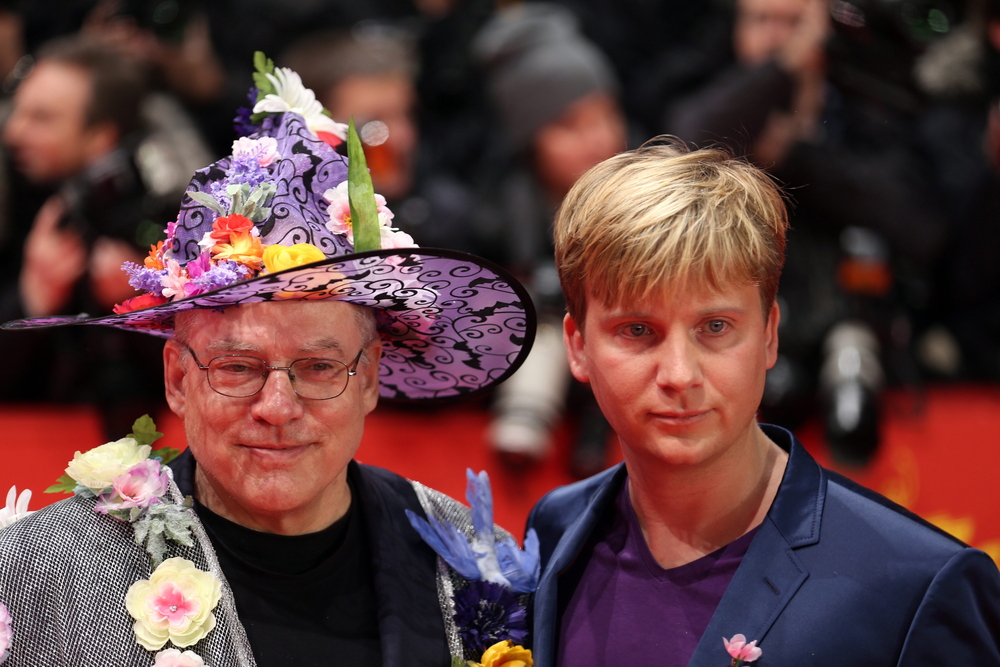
left=347, top=117, right=382, bottom=252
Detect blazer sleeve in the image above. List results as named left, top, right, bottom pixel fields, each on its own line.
left=897, top=548, right=1000, bottom=666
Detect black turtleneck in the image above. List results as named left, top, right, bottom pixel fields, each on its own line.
left=193, top=471, right=382, bottom=667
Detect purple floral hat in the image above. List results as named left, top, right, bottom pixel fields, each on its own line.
left=2, top=54, right=535, bottom=401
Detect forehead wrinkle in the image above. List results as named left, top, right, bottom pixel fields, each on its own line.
left=202, top=336, right=346, bottom=355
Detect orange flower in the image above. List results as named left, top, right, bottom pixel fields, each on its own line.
left=113, top=293, right=169, bottom=314
left=210, top=214, right=254, bottom=242
left=144, top=241, right=165, bottom=270
left=212, top=231, right=264, bottom=271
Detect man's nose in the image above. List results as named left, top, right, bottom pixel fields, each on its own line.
left=654, top=335, right=703, bottom=392
left=249, top=368, right=304, bottom=425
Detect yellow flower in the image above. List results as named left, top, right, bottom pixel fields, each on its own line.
left=262, top=243, right=326, bottom=274
left=125, top=557, right=222, bottom=651
left=472, top=641, right=533, bottom=667
left=65, top=437, right=151, bottom=494
left=212, top=231, right=264, bottom=271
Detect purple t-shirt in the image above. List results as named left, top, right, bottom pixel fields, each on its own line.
left=556, top=481, right=757, bottom=667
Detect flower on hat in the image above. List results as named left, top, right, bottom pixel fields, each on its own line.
left=152, top=648, right=208, bottom=667
left=95, top=459, right=169, bottom=514
left=209, top=214, right=255, bottom=243
left=724, top=634, right=762, bottom=666
left=323, top=181, right=398, bottom=245
left=126, top=557, right=222, bottom=651
left=262, top=243, right=326, bottom=274
left=471, top=640, right=533, bottom=667
left=0, top=601, right=11, bottom=665
left=0, top=486, right=34, bottom=529
left=145, top=241, right=166, bottom=270
left=211, top=231, right=264, bottom=271
left=231, top=136, right=279, bottom=167
left=65, top=437, right=151, bottom=495
left=252, top=67, right=347, bottom=143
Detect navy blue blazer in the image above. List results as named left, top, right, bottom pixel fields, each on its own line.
left=527, top=425, right=1000, bottom=666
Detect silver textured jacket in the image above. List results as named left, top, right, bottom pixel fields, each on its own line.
left=0, top=460, right=505, bottom=666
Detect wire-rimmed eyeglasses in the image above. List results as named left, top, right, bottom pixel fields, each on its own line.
left=186, top=346, right=365, bottom=400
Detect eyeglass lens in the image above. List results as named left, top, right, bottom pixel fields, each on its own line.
left=206, top=356, right=351, bottom=399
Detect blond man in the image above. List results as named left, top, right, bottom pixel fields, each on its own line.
left=527, top=142, right=1000, bottom=667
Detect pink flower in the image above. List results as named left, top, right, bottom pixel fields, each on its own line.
left=231, top=136, right=279, bottom=167
left=126, top=558, right=221, bottom=650
left=0, top=601, right=12, bottom=664
left=152, top=648, right=207, bottom=667
left=95, top=460, right=168, bottom=514
left=161, top=259, right=190, bottom=300
left=724, top=634, right=762, bottom=665
left=380, top=227, right=418, bottom=250
left=323, top=181, right=395, bottom=245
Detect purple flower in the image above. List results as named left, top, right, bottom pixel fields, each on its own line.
left=189, top=260, right=249, bottom=292
left=0, top=600, right=11, bottom=664
left=233, top=87, right=260, bottom=137
left=95, top=460, right=169, bottom=514
left=123, top=263, right=167, bottom=296
left=452, top=580, right=527, bottom=656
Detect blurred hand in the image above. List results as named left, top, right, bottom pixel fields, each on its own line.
left=20, top=197, right=87, bottom=317
left=779, top=0, right=830, bottom=76
left=89, top=236, right=143, bottom=312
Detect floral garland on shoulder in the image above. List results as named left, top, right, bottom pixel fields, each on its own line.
left=44, top=416, right=220, bottom=667
left=407, top=470, right=539, bottom=667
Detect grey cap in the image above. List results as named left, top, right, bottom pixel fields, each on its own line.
left=474, top=3, right=618, bottom=150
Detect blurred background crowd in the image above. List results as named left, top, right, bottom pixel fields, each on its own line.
left=1, top=0, right=999, bottom=475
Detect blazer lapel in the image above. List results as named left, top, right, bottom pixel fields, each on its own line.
left=688, top=426, right=826, bottom=667
left=354, top=464, right=451, bottom=667
left=533, top=464, right=628, bottom=666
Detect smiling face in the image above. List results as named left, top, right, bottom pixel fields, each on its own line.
left=163, top=300, right=381, bottom=533
left=565, top=280, right=779, bottom=470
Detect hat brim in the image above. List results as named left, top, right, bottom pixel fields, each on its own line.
left=2, top=247, right=536, bottom=401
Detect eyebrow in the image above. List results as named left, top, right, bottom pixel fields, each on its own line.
left=611, top=305, right=749, bottom=320
left=205, top=337, right=346, bottom=356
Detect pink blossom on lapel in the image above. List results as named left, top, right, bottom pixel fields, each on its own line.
left=724, top=634, right=762, bottom=663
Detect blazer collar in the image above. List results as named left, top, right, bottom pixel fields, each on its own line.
left=687, top=425, right=826, bottom=666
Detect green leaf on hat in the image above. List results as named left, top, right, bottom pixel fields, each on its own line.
left=347, top=117, right=381, bottom=252
left=186, top=191, right=226, bottom=216
left=250, top=51, right=277, bottom=124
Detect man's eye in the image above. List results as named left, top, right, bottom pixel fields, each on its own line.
left=705, top=320, right=728, bottom=334
left=623, top=324, right=650, bottom=337
left=217, top=361, right=257, bottom=374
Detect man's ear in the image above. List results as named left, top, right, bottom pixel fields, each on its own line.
left=359, top=339, right=382, bottom=416
left=163, top=339, right=188, bottom=419
left=764, top=299, right=781, bottom=370
left=563, top=312, right=591, bottom=383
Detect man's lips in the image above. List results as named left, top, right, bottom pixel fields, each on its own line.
left=237, top=443, right=312, bottom=459
left=650, top=410, right=710, bottom=424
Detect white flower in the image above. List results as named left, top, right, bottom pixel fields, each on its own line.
left=0, top=486, right=33, bottom=529
left=152, top=648, right=208, bottom=667
left=126, top=558, right=222, bottom=651
left=65, top=437, right=152, bottom=495
left=231, top=136, right=279, bottom=167
left=253, top=68, right=348, bottom=141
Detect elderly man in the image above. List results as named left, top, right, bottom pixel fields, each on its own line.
left=0, top=57, right=535, bottom=667
left=526, top=142, right=1000, bottom=666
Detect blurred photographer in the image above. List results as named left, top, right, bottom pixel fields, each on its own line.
left=0, top=37, right=176, bottom=435
left=668, top=0, right=952, bottom=463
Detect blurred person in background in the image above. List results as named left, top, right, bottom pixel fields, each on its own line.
left=474, top=3, right=628, bottom=477
left=282, top=27, right=483, bottom=255
left=667, top=0, right=954, bottom=464
left=0, top=37, right=190, bottom=436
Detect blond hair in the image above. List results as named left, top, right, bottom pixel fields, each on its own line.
left=554, top=139, right=788, bottom=326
